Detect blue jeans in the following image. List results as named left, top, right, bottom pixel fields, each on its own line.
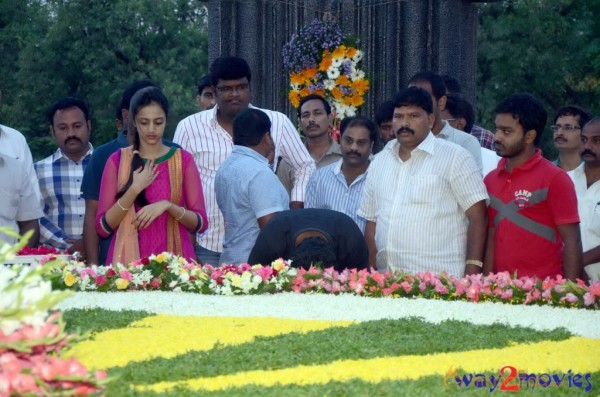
left=195, top=245, right=221, bottom=266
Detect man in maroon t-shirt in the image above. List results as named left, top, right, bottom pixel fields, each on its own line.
left=483, top=93, right=582, bottom=281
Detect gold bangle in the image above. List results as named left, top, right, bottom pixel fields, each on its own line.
left=176, top=206, right=186, bottom=221
left=466, top=259, right=483, bottom=268
left=117, top=199, right=129, bottom=211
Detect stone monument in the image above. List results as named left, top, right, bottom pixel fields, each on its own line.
left=207, top=0, right=482, bottom=118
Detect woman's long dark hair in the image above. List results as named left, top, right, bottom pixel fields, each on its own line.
left=115, top=86, right=169, bottom=207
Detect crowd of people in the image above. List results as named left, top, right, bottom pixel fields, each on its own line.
left=1, top=55, right=598, bottom=283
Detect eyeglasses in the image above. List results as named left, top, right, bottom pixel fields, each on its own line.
left=550, top=124, right=580, bottom=132
left=215, top=83, right=250, bottom=94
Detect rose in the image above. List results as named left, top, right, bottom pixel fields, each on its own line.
left=115, top=278, right=129, bottom=290
left=63, top=273, right=77, bottom=287
left=95, top=275, right=107, bottom=287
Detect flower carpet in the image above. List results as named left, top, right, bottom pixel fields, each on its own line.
left=3, top=239, right=600, bottom=396
left=57, top=293, right=600, bottom=396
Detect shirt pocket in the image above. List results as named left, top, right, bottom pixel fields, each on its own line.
left=408, top=175, right=441, bottom=205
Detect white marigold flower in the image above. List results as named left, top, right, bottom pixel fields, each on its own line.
left=327, top=66, right=340, bottom=80
left=324, top=79, right=336, bottom=90
left=331, top=57, right=343, bottom=68
left=352, top=50, right=364, bottom=63
left=334, top=103, right=347, bottom=119
left=290, top=83, right=300, bottom=91
left=346, top=106, right=357, bottom=117
left=350, top=69, right=365, bottom=81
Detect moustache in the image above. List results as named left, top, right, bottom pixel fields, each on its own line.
left=396, top=127, right=415, bottom=135
left=554, top=137, right=566, bottom=142
left=346, top=151, right=361, bottom=157
left=64, top=136, right=82, bottom=144
left=581, top=149, right=596, bottom=158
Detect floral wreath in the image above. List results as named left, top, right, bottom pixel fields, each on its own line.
left=282, top=18, right=369, bottom=140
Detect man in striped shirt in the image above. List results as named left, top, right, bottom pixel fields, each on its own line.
left=36, top=97, right=93, bottom=257
left=174, top=56, right=315, bottom=265
left=358, top=87, right=488, bottom=277
left=305, top=116, right=376, bottom=233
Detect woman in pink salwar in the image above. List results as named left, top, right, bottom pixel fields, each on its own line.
left=96, top=86, right=207, bottom=264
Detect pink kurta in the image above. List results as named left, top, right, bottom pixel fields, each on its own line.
left=96, top=147, right=208, bottom=264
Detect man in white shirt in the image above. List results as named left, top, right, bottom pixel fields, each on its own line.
left=408, top=71, right=483, bottom=173
left=0, top=153, right=43, bottom=246
left=358, top=87, right=488, bottom=277
left=441, top=94, right=500, bottom=177
left=568, top=117, right=600, bottom=281
left=174, top=56, right=315, bottom=265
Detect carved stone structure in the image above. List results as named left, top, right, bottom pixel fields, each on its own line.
left=207, top=0, right=482, bottom=118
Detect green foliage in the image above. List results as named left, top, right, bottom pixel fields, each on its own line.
left=63, top=308, right=150, bottom=334
left=0, top=0, right=207, bottom=160
left=477, top=0, right=600, bottom=158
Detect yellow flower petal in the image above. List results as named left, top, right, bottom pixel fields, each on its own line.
left=67, top=315, right=353, bottom=369
left=139, top=337, right=600, bottom=393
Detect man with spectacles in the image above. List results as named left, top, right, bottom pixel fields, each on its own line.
left=568, top=117, right=600, bottom=281
left=551, top=105, right=592, bottom=171
left=174, top=56, right=315, bottom=266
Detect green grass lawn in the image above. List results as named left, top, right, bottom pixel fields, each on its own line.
left=62, top=309, right=599, bottom=396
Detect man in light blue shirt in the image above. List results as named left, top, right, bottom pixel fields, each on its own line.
left=215, top=108, right=289, bottom=264
left=305, top=116, right=375, bottom=233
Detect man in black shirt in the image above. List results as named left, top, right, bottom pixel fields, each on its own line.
left=248, top=208, right=368, bottom=271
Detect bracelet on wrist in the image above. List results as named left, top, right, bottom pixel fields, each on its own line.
left=466, top=259, right=483, bottom=268
left=117, top=199, right=129, bottom=211
left=176, top=206, right=186, bottom=221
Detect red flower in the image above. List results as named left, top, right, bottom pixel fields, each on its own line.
left=95, top=276, right=107, bottom=286
left=106, top=269, right=116, bottom=277
left=142, top=257, right=150, bottom=265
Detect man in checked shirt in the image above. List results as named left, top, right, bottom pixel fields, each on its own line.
left=174, top=56, right=315, bottom=266
left=35, top=97, right=93, bottom=258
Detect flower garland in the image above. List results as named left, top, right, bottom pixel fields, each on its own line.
left=0, top=230, right=106, bottom=396
left=283, top=18, right=369, bottom=128
left=47, top=252, right=600, bottom=309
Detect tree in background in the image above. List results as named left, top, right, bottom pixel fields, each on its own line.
left=0, top=0, right=208, bottom=159
left=477, top=0, right=600, bottom=158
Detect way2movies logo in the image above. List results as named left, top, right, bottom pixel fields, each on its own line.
left=443, top=366, right=593, bottom=392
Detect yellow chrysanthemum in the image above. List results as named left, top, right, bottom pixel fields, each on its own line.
left=319, top=56, right=332, bottom=72
left=290, top=72, right=304, bottom=85
left=346, top=46, right=357, bottom=58
left=289, top=91, right=300, bottom=108
left=331, top=87, right=344, bottom=100
left=335, top=75, right=351, bottom=86
left=332, top=45, right=346, bottom=59
left=155, top=253, right=168, bottom=263
left=351, top=79, right=369, bottom=94
left=341, top=96, right=354, bottom=106
left=350, top=94, right=365, bottom=107
left=299, top=88, right=311, bottom=98
left=304, top=68, right=319, bottom=79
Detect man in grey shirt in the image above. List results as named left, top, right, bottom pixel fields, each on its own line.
left=215, top=108, right=289, bottom=265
